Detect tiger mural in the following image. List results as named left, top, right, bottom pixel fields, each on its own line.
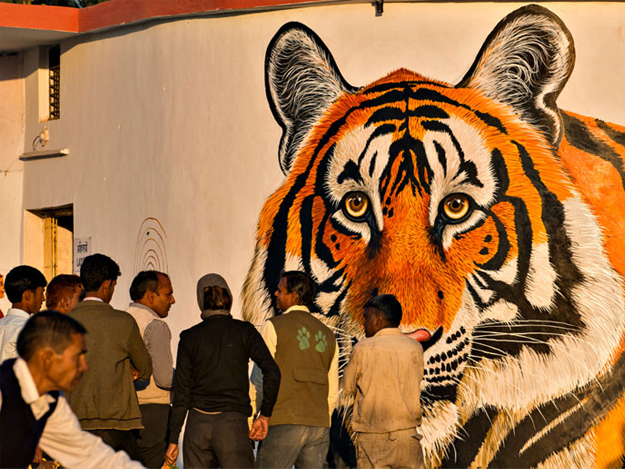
left=242, top=4, right=625, bottom=468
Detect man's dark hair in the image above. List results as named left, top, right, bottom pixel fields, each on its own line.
left=80, top=253, right=121, bottom=292
left=280, top=271, right=316, bottom=308
left=46, top=274, right=83, bottom=309
left=203, top=286, right=232, bottom=311
left=364, top=294, right=403, bottom=327
left=130, top=271, right=168, bottom=302
left=17, top=310, right=87, bottom=361
left=5, top=265, right=47, bottom=304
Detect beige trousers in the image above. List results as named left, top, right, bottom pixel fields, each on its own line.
left=356, top=428, right=425, bottom=469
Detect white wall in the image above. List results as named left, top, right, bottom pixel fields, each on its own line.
left=16, top=1, right=625, bottom=344
left=0, top=53, right=24, bottom=314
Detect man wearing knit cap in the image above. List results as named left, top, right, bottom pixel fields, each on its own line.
left=164, top=274, right=280, bottom=469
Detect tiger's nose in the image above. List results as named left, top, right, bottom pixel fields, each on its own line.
left=407, top=329, right=432, bottom=342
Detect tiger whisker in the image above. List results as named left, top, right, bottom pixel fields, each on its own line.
left=473, top=334, right=595, bottom=357
left=477, top=319, right=583, bottom=329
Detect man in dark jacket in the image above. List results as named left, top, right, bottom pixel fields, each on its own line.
left=164, top=274, right=280, bottom=469
left=67, top=253, right=152, bottom=462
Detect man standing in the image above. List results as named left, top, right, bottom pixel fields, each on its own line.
left=0, top=311, right=144, bottom=468
left=0, top=265, right=47, bottom=362
left=126, top=271, right=175, bottom=468
left=254, top=271, right=339, bottom=469
left=67, top=253, right=152, bottom=462
left=341, top=294, right=425, bottom=469
left=164, top=273, right=281, bottom=469
left=46, top=274, right=84, bottom=314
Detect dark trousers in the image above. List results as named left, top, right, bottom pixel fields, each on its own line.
left=256, top=424, right=329, bottom=469
left=88, top=428, right=142, bottom=462
left=137, top=404, right=170, bottom=468
left=183, top=409, right=254, bottom=469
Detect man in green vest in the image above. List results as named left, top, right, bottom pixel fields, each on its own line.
left=253, top=271, right=338, bottom=469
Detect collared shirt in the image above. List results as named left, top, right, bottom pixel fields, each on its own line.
left=0, top=308, right=30, bottom=363
left=341, top=327, right=424, bottom=433
left=251, top=305, right=339, bottom=417
left=0, top=358, right=144, bottom=469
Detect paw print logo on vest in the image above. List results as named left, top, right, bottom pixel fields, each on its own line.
left=315, top=331, right=327, bottom=353
left=297, top=327, right=311, bottom=350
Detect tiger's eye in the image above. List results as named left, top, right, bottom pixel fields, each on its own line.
left=343, top=192, right=369, bottom=220
left=443, top=194, right=470, bottom=220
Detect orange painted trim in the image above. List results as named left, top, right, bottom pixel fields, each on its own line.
left=0, top=3, right=78, bottom=32
left=0, top=0, right=329, bottom=35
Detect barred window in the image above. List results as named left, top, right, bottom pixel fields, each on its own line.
left=49, top=46, right=60, bottom=120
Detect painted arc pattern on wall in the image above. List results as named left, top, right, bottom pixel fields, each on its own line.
left=241, top=4, right=625, bottom=468
left=134, top=218, right=169, bottom=275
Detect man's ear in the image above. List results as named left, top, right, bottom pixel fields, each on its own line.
left=38, top=347, right=56, bottom=371
left=59, top=296, right=70, bottom=310
left=103, top=279, right=115, bottom=292
left=22, top=289, right=34, bottom=302
left=146, top=289, right=157, bottom=305
left=374, top=312, right=386, bottom=329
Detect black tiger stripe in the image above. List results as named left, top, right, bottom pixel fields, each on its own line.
left=563, top=112, right=625, bottom=191
left=434, top=141, right=448, bottom=176
left=363, top=82, right=508, bottom=134
left=490, top=148, right=510, bottom=199
left=386, top=135, right=429, bottom=197
left=337, top=161, right=364, bottom=185
left=362, top=80, right=448, bottom=95
left=368, top=151, right=378, bottom=177
left=474, top=208, right=510, bottom=271
left=439, top=406, right=499, bottom=468
left=315, top=207, right=339, bottom=270
left=358, top=123, right=395, bottom=167
left=596, top=118, right=625, bottom=147
left=421, top=120, right=483, bottom=188
left=515, top=141, right=584, bottom=329
left=316, top=267, right=346, bottom=293
left=325, top=283, right=349, bottom=318
left=473, top=142, right=584, bottom=358
left=299, top=195, right=315, bottom=275
left=490, top=351, right=625, bottom=467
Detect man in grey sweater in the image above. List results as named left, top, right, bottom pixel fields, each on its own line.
left=127, top=270, right=175, bottom=468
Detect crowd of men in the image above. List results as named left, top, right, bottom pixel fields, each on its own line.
left=0, top=253, right=426, bottom=469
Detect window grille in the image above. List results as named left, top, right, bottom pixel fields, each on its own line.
left=49, top=46, right=60, bottom=120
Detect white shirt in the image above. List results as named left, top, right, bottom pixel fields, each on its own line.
left=0, top=358, right=145, bottom=469
left=0, top=308, right=30, bottom=363
left=251, top=305, right=339, bottom=418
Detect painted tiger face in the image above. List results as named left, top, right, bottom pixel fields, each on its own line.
left=243, top=5, right=625, bottom=467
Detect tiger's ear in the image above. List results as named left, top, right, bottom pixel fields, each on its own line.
left=265, top=23, right=357, bottom=175
left=457, top=5, right=575, bottom=147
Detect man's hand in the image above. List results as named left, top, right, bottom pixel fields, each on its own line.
left=249, top=415, right=270, bottom=441
left=33, top=446, right=43, bottom=464
left=163, top=443, right=178, bottom=467
left=130, top=366, right=139, bottom=381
